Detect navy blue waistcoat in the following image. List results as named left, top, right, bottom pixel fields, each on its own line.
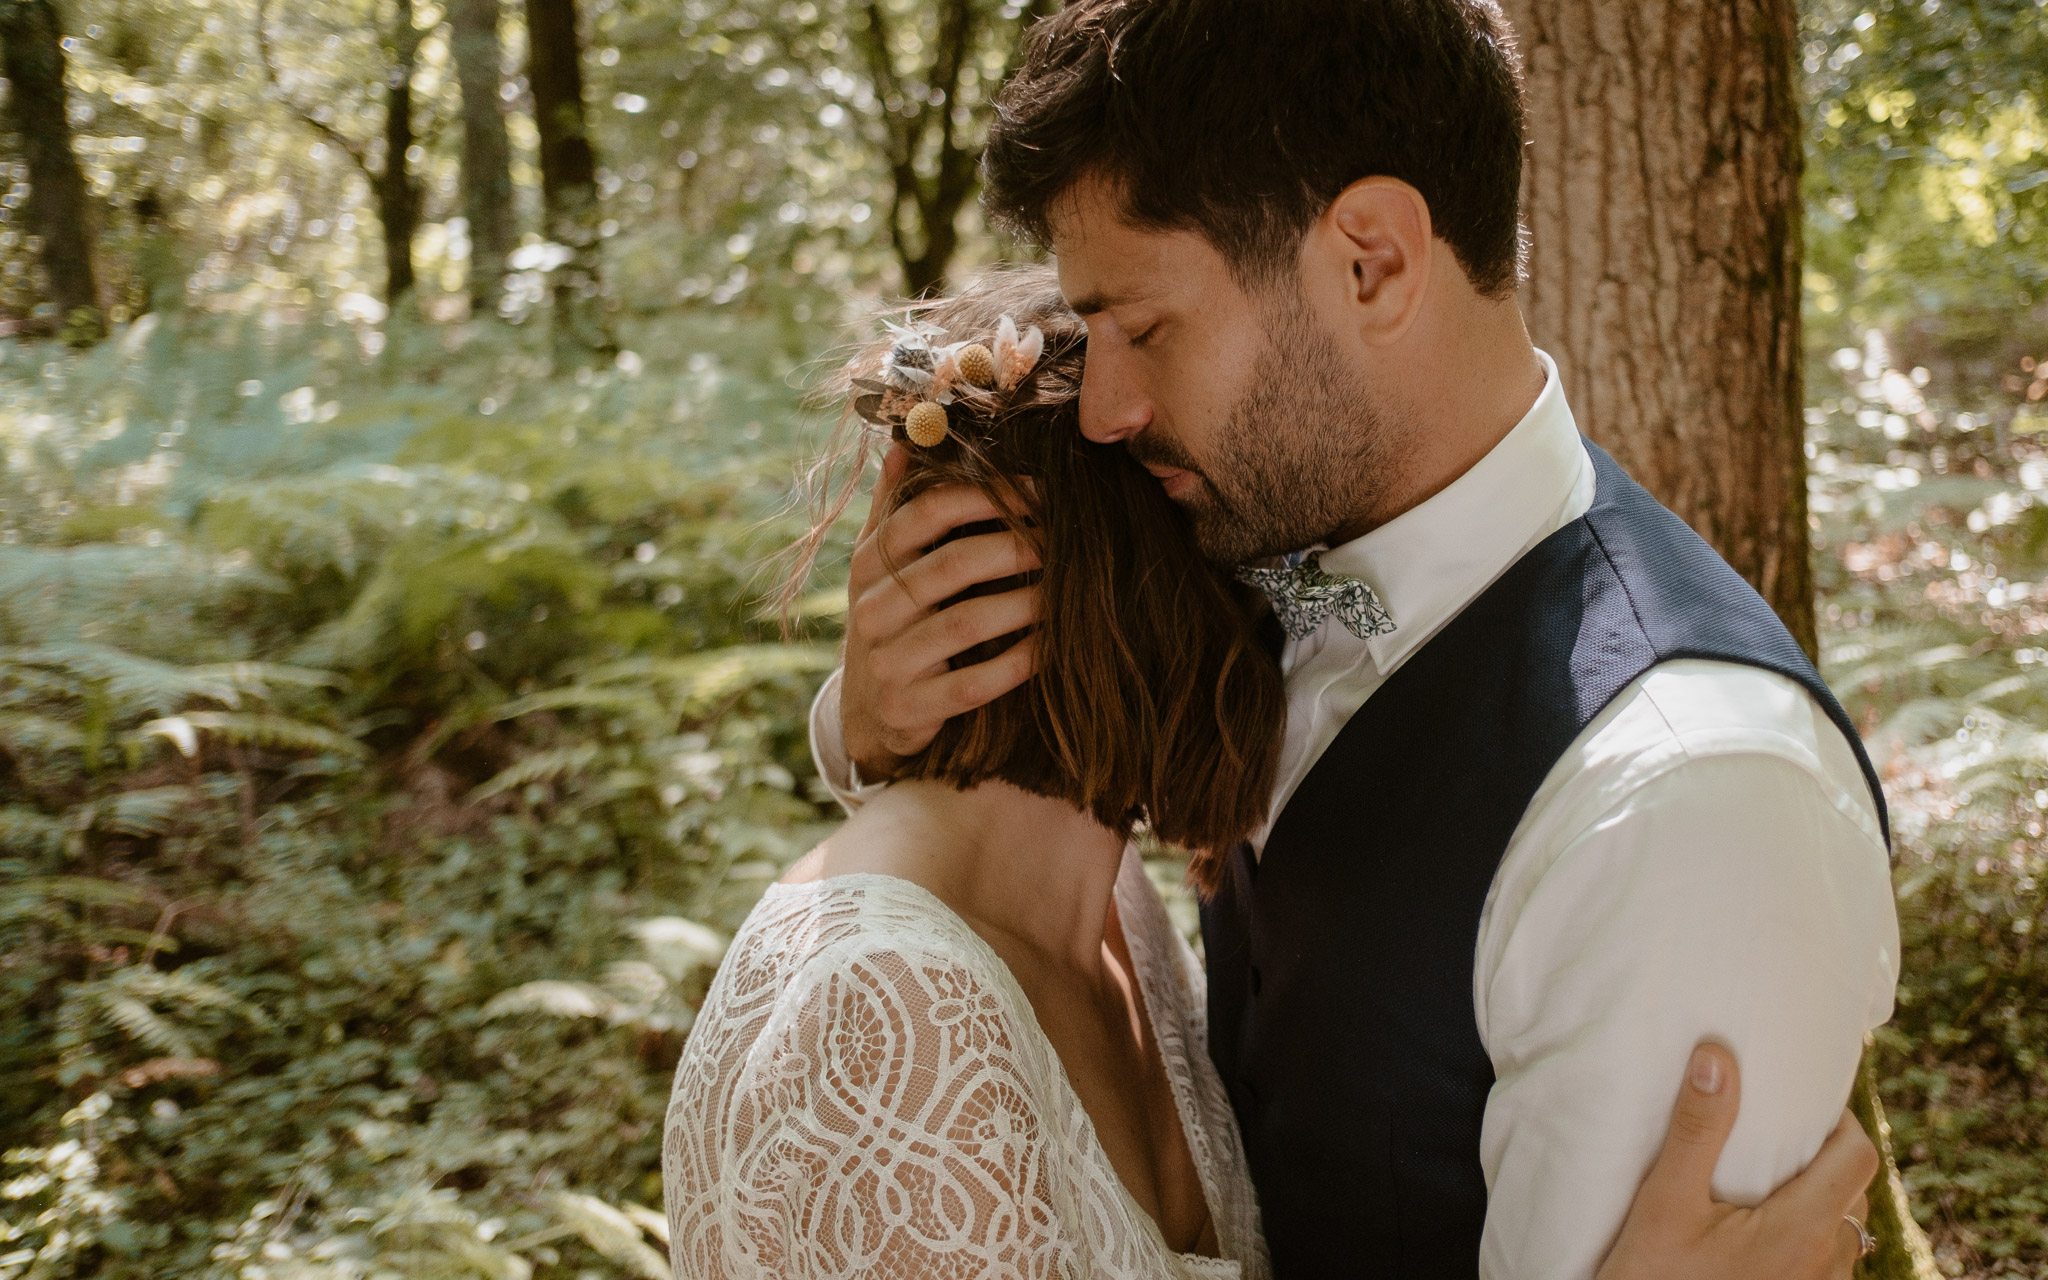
left=1200, top=441, right=1887, bottom=1279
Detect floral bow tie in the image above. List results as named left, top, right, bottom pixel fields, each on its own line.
left=1234, top=552, right=1397, bottom=642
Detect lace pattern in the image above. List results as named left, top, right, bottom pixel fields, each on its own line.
left=663, top=850, right=1270, bottom=1280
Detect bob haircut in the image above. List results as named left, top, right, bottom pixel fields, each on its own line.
left=785, top=267, right=1283, bottom=891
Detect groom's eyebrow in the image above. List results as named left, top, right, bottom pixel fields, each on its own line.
left=1067, top=288, right=1142, bottom=316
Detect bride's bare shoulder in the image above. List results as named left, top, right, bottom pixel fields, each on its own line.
left=777, top=789, right=952, bottom=892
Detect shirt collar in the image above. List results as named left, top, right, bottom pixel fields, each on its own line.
left=1315, top=348, right=1590, bottom=672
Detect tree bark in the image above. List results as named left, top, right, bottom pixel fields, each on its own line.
left=1504, top=0, right=1815, bottom=654
left=1502, top=6, right=1935, bottom=1276
left=377, top=0, right=423, bottom=303
left=523, top=0, right=612, bottom=355
left=450, top=0, right=514, bottom=315
left=0, top=0, right=102, bottom=342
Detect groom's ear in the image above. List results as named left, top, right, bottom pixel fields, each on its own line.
left=1321, top=177, right=1434, bottom=346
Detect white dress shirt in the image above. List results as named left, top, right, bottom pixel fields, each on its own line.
left=809, top=349, right=1899, bottom=1279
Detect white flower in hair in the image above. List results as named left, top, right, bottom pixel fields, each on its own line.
left=881, top=320, right=946, bottom=395
left=992, top=314, right=1045, bottom=392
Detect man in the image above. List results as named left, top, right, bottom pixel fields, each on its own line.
left=809, top=1, right=1899, bottom=1275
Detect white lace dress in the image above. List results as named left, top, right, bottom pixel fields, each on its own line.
left=662, top=847, right=1271, bottom=1280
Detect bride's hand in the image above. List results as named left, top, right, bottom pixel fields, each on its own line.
left=1597, top=1043, right=1879, bottom=1280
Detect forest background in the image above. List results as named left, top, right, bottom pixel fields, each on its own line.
left=0, top=0, right=2044, bottom=1276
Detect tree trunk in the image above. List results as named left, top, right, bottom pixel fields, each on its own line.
left=1502, top=5, right=1934, bottom=1276
left=377, top=0, right=423, bottom=303
left=450, top=0, right=514, bottom=316
left=0, top=0, right=102, bottom=343
left=1505, top=0, right=1814, bottom=654
left=523, top=0, right=612, bottom=356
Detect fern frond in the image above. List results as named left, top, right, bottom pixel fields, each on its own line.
left=490, top=686, right=667, bottom=724
left=480, top=980, right=619, bottom=1021
left=187, top=661, right=346, bottom=697
left=580, top=642, right=837, bottom=711
left=1822, top=623, right=1950, bottom=671
left=0, top=807, right=69, bottom=856
left=98, top=993, right=199, bottom=1058
left=469, top=743, right=605, bottom=801
left=601, top=959, right=669, bottom=1007
left=542, top=1191, right=673, bottom=1280
left=1960, top=730, right=2048, bottom=779
left=1, top=644, right=247, bottom=716
left=100, top=787, right=197, bottom=837
left=0, top=874, right=149, bottom=912
left=123, top=966, right=276, bottom=1027
left=0, top=712, right=86, bottom=755
left=628, top=916, right=728, bottom=981
left=174, top=711, right=369, bottom=759
left=618, top=1200, right=670, bottom=1247
left=1872, top=696, right=1969, bottom=753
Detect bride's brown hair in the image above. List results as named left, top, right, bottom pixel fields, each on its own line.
left=785, top=266, right=1283, bottom=891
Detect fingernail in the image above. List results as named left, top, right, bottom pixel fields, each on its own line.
left=1688, top=1046, right=1724, bottom=1095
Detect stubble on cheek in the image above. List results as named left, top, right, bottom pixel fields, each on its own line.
left=1123, top=294, right=1387, bottom=566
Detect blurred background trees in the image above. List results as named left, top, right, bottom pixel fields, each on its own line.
left=0, top=0, right=2043, bottom=1277
left=0, top=0, right=101, bottom=342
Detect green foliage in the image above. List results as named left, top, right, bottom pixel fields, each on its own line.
left=1811, top=328, right=2048, bottom=1275
left=0, top=303, right=847, bottom=1280
left=0, top=0, right=2040, bottom=1276
left=1801, top=0, right=2046, bottom=346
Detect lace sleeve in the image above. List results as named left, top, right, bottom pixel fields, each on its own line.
left=709, top=938, right=1080, bottom=1279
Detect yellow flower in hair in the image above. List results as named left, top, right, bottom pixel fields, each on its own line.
left=905, top=400, right=949, bottom=447
left=956, top=343, right=996, bottom=387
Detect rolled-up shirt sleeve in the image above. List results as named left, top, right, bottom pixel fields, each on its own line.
left=809, top=667, right=887, bottom=813
left=1474, top=668, right=1898, bottom=1280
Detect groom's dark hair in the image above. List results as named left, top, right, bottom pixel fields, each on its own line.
left=982, top=0, right=1527, bottom=298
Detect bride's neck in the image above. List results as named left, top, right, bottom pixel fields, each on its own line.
left=812, top=778, right=1129, bottom=973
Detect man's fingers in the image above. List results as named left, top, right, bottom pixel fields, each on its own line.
left=1637, top=1043, right=1743, bottom=1213
left=874, top=587, right=1040, bottom=690
left=1833, top=1188, right=1877, bottom=1280
left=1766, top=1110, right=1882, bottom=1225
left=850, top=531, right=1042, bottom=644
left=929, top=634, right=1038, bottom=710
left=895, top=532, right=1041, bottom=611
left=1832, top=1218, right=1863, bottom=1278
left=1752, top=1108, right=1882, bottom=1279
left=867, top=484, right=1015, bottom=576
left=880, top=635, right=1039, bottom=744
left=1807, top=1110, right=1884, bottom=1214
left=1838, top=1188, right=1876, bottom=1279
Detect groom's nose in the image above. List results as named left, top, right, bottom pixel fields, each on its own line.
left=1078, top=353, right=1153, bottom=444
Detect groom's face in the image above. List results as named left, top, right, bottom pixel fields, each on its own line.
left=1053, top=177, right=1392, bottom=564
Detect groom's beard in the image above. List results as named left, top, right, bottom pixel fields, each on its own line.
left=1131, top=291, right=1392, bottom=566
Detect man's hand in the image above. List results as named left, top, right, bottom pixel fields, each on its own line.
left=1598, top=1043, right=1880, bottom=1280
left=841, top=444, right=1042, bottom=780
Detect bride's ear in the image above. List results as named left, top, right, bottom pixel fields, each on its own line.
left=1316, top=177, right=1433, bottom=348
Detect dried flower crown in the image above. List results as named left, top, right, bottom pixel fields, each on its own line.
left=850, top=314, right=1047, bottom=448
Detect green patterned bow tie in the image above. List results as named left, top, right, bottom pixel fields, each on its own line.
left=1234, top=552, right=1397, bottom=642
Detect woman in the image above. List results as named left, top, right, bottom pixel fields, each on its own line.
left=663, top=272, right=1877, bottom=1279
